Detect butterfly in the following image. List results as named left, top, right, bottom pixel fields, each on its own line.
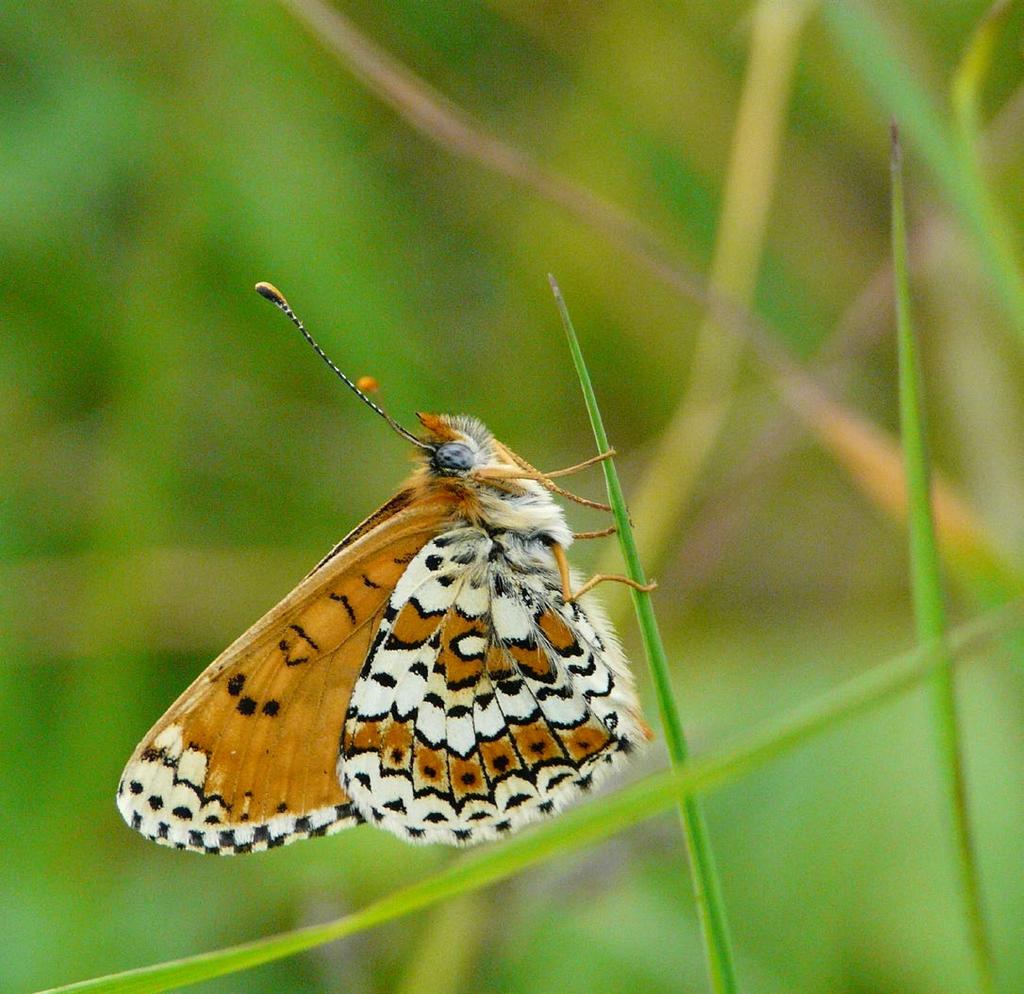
left=117, top=283, right=652, bottom=853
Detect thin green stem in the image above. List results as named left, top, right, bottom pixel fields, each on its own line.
left=891, top=125, right=995, bottom=994
left=40, top=601, right=1023, bottom=994
left=548, top=275, right=737, bottom=994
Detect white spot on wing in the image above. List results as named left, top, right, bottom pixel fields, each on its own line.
left=494, top=683, right=537, bottom=721
left=394, top=659, right=429, bottom=715
left=455, top=635, right=487, bottom=657
left=473, top=695, right=504, bottom=738
left=176, top=748, right=208, bottom=787
left=456, top=579, right=489, bottom=618
left=492, top=595, right=532, bottom=640
left=446, top=714, right=476, bottom=756
left=417, top=699, right=446, bottom=745
left=153, top=724, right=183, bottom=756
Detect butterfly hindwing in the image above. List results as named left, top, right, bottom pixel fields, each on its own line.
left=341, top=527, right=647, bottom=844
left=117, top=499, right=451, bottom=853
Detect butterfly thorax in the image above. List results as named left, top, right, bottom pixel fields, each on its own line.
left=412, top=412, right=574, bottom=550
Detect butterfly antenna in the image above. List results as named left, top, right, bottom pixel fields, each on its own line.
left=255, top=282, right=432, bottom=451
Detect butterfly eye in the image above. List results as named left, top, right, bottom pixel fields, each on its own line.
left=432, top=442, right=475, bottom=473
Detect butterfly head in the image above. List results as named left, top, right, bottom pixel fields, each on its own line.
left=413, top=412, right=572, bottom=543
left=417, top=412, right=496, bottom=478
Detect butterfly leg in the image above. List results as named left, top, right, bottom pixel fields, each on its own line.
left=484, top=443, right=614, bottom=512
left=474, top=466, right=612, bottom=512
left=573, top=526, right=617, bottom=540
left=542, top=449, right=616, bottom=479
left=570, top=573, right=657, bottom=601
left=550, top=542, right=656, bottom=602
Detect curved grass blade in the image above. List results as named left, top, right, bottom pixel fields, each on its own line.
left=891, top=124, right=996, bottom=994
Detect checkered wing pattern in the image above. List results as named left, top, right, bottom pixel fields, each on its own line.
left=341, top=528, right=647, bottom=845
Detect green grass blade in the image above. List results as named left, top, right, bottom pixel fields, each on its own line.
left=39, top=601, right=1023, bottom=994
left=951, top=1, right=1019, bottom=135
left=891, top=124, right=996, bottom=994
left=891, top=129, right=946, bottom=641
left=949, top=1, right=1024, bottom=369
left=548, top=275, right=737, bottom=994
left=826, top=1, right=1024, bottom=347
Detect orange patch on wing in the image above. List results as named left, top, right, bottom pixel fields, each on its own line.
left=450, top=755, right=487, bottom=800
left=437, top=613, right=487, bottom=687
left=414, top=743, right=450, bottom=793
left=443, top=654, right=484, bottom=688
left=484, top=645, right=515, bottom=682
left=479, top=737, right=520, bottom=779
left=558, top=720, right=613, bottom=763
left=506, top=640, right=552, bottom=679
left=441, top=612, right=488, bottom=642
left=513, top=723, right=563, bottom=767
left=536, top=609, right=579, bottom=653
left=381, top=721, right=415, bottom=769
left=390, top=599, right=443, bottom=647
left=347, top=719, right=385, bottom=753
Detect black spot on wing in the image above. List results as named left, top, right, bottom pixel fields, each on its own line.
left=288, top=624, right=320, bottom=651
left=329, top=592, right=356, bottom=624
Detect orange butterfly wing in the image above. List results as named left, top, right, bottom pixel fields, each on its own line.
left=117, top=490, right=453, bottom=853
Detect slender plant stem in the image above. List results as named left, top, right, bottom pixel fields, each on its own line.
left=548, top=276, right=738, bottom=994
left=891, top=125, right=995, bottom=994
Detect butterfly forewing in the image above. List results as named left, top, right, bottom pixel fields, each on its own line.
left=341, top=528, right=647, bottom=844
left=117, top=499, right=453, bottom=853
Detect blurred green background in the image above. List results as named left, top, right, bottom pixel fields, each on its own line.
left=3, top=2, right=1024, bottom=992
